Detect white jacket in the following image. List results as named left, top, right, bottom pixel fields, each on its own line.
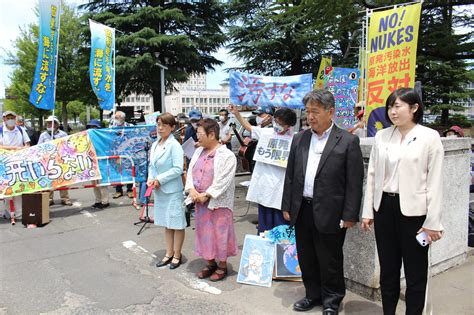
left=185, top=145, right=237, bottom=210
left=362, top=124, right=444, bottom=231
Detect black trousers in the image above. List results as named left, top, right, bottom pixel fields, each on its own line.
left=374, top=193, right=429, bottom=315
left=295, top=199, right=346, bottom=310
left=116, top=184, right=133, bottom=193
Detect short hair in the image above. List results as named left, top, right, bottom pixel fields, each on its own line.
left=198, top=118, right=219, bottom=140
left=274, top=108, right=297, bottom=126
left=385, top=87, right=423, bottom=124
left=157, top=112, right=177, bottom=127
left=219, top=108, right=229, bottom=116
left=115, top=111, right=126, bottom=119
left=16, top=115, right=25, bottom=123
left=303, top=89, right=335, bottom=111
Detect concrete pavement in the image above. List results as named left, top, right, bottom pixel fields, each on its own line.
left=0, top=178, right=472, bottom=314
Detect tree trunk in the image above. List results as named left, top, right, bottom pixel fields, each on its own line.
left=152, top=88, right=162, bottom=113
left=61, top=102, right=68, bottom=131
left=441, top=108, right=449, bottom=126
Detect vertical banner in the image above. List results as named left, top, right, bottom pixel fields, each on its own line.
left=324, top=67, right=360, bottom=130
left=314, top=56, right=332, bottom=89
left=29, top=0, right=61, bottom=110
left=365, top=3, right=421, bottom=136
left=89, top=20, right=115, bottom=110
left=229, top=71, right=313, bottom=109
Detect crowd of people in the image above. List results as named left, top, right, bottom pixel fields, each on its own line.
left=1, top=87, right=454, bottom=314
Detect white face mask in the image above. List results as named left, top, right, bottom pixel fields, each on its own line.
left=5, top=119, right=16, bottom=128
left=256, top=116, right=264, bottom=126
left=191, top=122, right=198, bottom=129
left=219, top=115, right=226, bottom=122
left=47, top=127, right=53, bottom=132
left=115, top=118, right=124, bottom=126
left=273, top=122, right=286, bottom=134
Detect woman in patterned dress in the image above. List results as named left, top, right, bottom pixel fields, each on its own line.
left=148, top=113, right=186, bottom=270
left=185, top=118, right=238, bottom=281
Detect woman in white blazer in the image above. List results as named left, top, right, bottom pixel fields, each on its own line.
left=361, top=88, right=444, bottom=315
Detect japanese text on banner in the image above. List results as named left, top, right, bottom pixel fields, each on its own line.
left=229, top=71, right=312, bottom=109
left=324, top=67, right=360, bottom=130
left=0, top=132, right=101, bottom=198
left=253, top=133, right=293, bottom=168
left=89, top=20, right=115, bottom=110
left=29, top=0, right=61, bottom=110
left=365, top=3, right=421, bottom=137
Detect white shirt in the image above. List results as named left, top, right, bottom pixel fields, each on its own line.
left=382, top=127, right=417, bottom=193
left=0, top=125, right=30, bottom=147
left=218, top=119, right=232, bottom=142
left=303, top=123, right=333, bottom=198
left=246, top=126, right=292, bottom=210
left=38, top=129, right=68, bottom=144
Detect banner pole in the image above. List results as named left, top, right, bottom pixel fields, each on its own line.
left=357, top=0, right=421, bottom=13
left=112, top=27, right=116, bottom=116
left=52, top=1, right=61, bottom=115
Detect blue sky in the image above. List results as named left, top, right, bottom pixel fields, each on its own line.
left=0, top=0, right=241, bottom=99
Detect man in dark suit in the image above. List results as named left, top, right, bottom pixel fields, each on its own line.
left=282, top=89, right=364, bottom=314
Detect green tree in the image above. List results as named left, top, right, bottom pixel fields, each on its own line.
left=79, top=107, right=99, bottom=126
left=226, top=0, right=364, bottom=76
left=81, top=0, right=227, bottom=112
left=67, top=100, right=86, bottom=124
left=361, top=0, right=473, bottom=126
left=4, top=24, right=49, bottom=129
left=5, top=3, right=95, bottom=130
left=416, top=2, right=473, bottom=126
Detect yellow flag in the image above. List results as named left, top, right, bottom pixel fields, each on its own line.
left=365, top=3, right=421, bottom=136
left=314, top=57, right=332, bottom=89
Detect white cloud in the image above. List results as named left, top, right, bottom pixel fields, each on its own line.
left=0, top=0, right=38, bottom=98
left=0, top=1, right=241, bottom=98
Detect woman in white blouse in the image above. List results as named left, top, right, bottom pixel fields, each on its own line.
left=361, top=88, right=444, bottom=315
left=185, top=118, right=238, bottom=282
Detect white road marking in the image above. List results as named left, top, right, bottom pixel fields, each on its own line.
left=176, top=273, right=222, bottom=295
left=80, top=210, right=97, bottom=218
left=121, top=240, right=221, bottom=295
left=122, top=240, right=137, bottom=249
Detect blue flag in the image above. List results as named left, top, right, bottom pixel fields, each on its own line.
left=87, top=125, right=157, bottom=183
left=229, top=71, right=313, bottom=109
left=29, top=0, right=61, bottom=110
left=324, top=67, right=360, bottom=129
left=89, top=20, right=115, bottom=110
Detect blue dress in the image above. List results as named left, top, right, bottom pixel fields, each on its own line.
left=148, top=136, right=186, bottom=229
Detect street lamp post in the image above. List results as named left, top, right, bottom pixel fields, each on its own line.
left=153, top=52, right=168, bottom=113
left=156, top=62, right=168, bottom=113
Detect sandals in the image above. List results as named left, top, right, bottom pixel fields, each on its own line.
left=209, top=266, right=227, bottom=282
left=197, top=264, right=218, bottom=279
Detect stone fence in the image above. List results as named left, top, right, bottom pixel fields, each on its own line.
left=344, top=137, right=471, bottom=300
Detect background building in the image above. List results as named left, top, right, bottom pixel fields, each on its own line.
left=112, top=73, right=230, bottom=118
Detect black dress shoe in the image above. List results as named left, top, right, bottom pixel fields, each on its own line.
left=156, top=256, right=173, bottom=267
left=322, top=307, right=338, bottom=315
left=169, top=256, right=182, bottom=270
left=293, top=297, right=322, bottom=312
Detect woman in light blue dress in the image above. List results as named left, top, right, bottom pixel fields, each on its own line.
left=147, top=113, right=186, bottom=270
